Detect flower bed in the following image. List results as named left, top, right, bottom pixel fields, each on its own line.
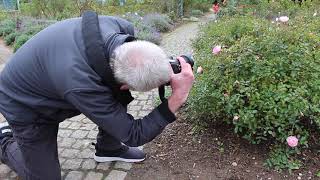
left=188, top=2, right=320, bottom=172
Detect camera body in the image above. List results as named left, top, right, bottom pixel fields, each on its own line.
left=159, top=55, right=195, bottom=101
left=169, top=55, right=194, bottom=74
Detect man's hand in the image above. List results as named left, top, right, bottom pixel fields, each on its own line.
left=168, top=57, right=195, bottom=113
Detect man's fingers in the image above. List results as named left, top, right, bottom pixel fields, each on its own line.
left=177, top=57, right=191, bottom=71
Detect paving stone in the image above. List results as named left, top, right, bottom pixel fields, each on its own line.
left=61, top=159, right=83, bottom=170
left=129, top=100, right=138, bottom=105
left=59, top=121, right=72, bottom=128
left=127, top=111, right=138, bottom=117
left=59, top=137, right=76, bottom=147
left=138, top=111, right=149, bottom=117
left=68, top=122, right=82, bottom=129
left=82, top=118, right=92, bottom=124
left=58, top=148, right=64, bottom=154
left=114, top=162, right=132, bottom=170
left=59, top=157, right=66, bottom=164
left=65, top=171, right=84, bottom=180
left=143, top=104, right=153, bottom=110
left=78, top=148, right=94, bottom=159
left=0, top=113, right=6, bottom=122
left=80, top=123, right=96, bottom=130
left=82, top=159, right=97, bottom=170
left=87, top=130, right=98, bottom=139
left=138, top=100, right=146, bottom=105
left=57, top=137, right=63, bottom=143
left=0, top=164, right=11, bottom=177
left=58, top=129, right=73, bottom=138
left=70, top=130, right=89, bottom=139
left=84, top=171, right=103, bottom=180
left=137, top=94, right=149, bottom=100
left=128, top=105, right=141, bottom=111
left=147, top=100, right=153, bottom=105
left=60, top=149, right=80, bottom=158
left=72, top=139, right=92, bottom=149
left=69, top=114, right=86, bottom=121
left=96, top=162, right=111, bottom=171
left=104, top=170, right=127, bottom=180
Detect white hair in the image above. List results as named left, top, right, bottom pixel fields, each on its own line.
left=111, top=40, right=171, bottom=92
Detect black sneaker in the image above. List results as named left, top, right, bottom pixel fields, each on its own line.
left=94, top=146, right=145, bottom=163
left=0, top=122, right=12, bottom=141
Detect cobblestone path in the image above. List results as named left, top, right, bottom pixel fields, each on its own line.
left=0, top=13, right=213, bottom=180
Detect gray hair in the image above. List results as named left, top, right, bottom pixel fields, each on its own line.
left=110, top=40, right=171, bottom=92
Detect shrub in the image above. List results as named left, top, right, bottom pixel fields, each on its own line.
left=265, top=145, right=301, bottom=173
left=123, top=12, right=161, bottom=45
left=13, top=34, right=31, bottom=52
left=0, top=19, right=16, bottom=37
left=143, top=13, right=173, bottom=33
left=191, top=9, right=204, bottom=17
left=189, top=15, right=320, bottom=147
left=23, top=24, right=46, bottom=36
left=4, top=32, right=19, bottom=46
left=184, top=0, right=211, bottom=13
left=0, top=11, right=8, bottom=21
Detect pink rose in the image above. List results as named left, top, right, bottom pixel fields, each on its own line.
left=212, top=45, right=221, bottom=55
left=286, top=136, right=298, bottom=147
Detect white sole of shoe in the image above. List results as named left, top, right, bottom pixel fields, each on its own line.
left=0, top=122, right=9, bottom=129
left=94, top=155, right=145, bottom=163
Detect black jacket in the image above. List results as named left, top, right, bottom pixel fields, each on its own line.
left=0, top=16, right=176, bottom=147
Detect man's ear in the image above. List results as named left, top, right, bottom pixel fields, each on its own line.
left=120, top=84, right=130, bottom=90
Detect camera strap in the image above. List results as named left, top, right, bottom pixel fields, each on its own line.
left=82, top=11, right=134, bottom=106
left=158, top=85, right=166, bottom=102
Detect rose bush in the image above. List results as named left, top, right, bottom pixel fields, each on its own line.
left=188, top=13, right=320, bottom=157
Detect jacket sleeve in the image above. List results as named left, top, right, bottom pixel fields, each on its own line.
left=114, top=17, right=135, bottom=36
left=64, top=87, right=176, bottom=147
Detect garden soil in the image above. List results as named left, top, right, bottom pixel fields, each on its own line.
left=126, top=112, right=320, bottom=180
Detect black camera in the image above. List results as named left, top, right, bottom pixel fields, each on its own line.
left=159, top=55, right=195, bottom=102
left=169, top=55, right=194, bottom=74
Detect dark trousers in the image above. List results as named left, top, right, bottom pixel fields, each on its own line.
left=0, top=120, right=122, bottom=180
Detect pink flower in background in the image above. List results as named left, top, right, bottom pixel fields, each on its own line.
left=279, top=16, right=289, bottom=23
left=286, top=136, right=299, bottom=147
left=197, top=66, right=203, bottom=74
left=212, top=45, right=221, bottom=55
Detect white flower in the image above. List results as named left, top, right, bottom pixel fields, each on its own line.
left=313, top=12, right=317, bottom=17
left=271, top=21, right=275, bottom=24
left=279, top=16, right=289, bottom=23
left=196, top=66, right=203, bottom=74
left=275, top=18, right=279, bottom=22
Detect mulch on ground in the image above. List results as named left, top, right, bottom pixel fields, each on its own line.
left=126, top=112, right=320, bottom=180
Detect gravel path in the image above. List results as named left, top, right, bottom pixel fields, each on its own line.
left=161, top=15, right=214, bottom=56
